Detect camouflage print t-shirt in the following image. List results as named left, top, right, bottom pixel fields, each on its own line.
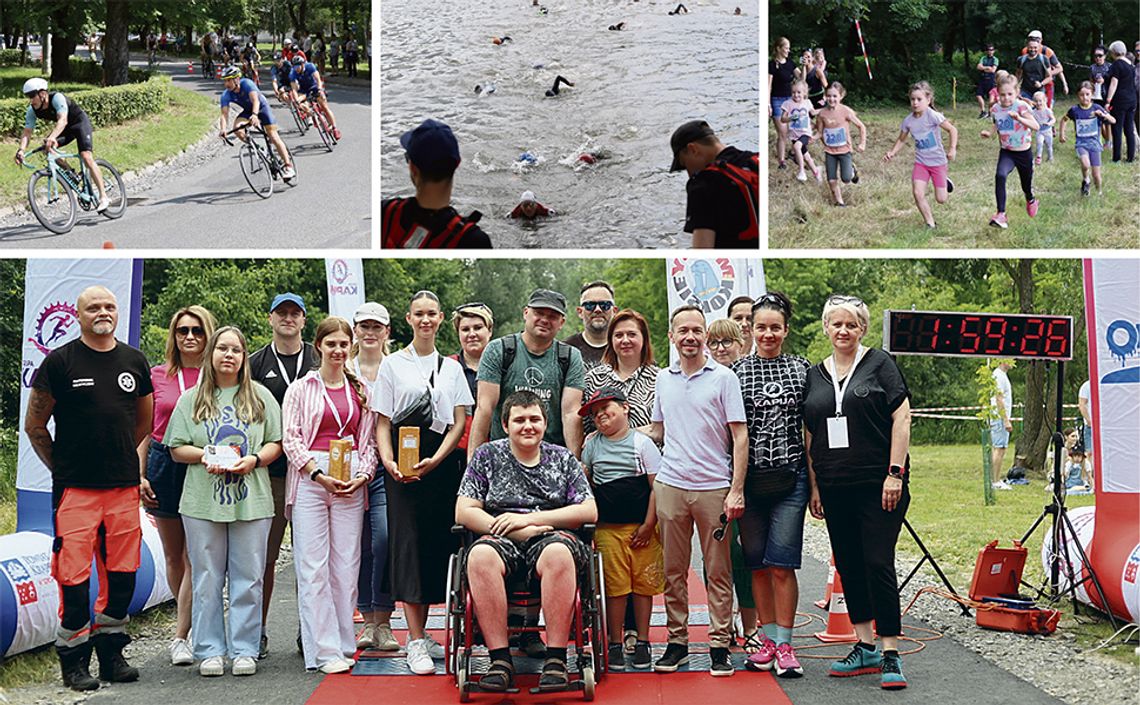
left=458, top=439, right=592, bottom=516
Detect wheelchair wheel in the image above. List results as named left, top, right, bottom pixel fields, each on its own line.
left=582, top=663, right=595, bottom=701
left=458, top=665, right=470, bottom=702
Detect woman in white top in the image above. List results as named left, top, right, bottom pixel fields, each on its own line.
left=375, top=290, right=472, bottom=675
left=350, top=302, right=401, bottom=653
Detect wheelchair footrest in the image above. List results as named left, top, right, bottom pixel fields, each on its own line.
left=529, top=681, right=585, bottom=694
left=466, top=682, right=520, bottom=695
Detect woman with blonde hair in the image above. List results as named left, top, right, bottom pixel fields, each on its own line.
left=283, top=316, right=377, bottom=674
left=139, top=304, right=216, bottom=667
left=707, top=318, right=746, bottom=367
left=769, top=36, right=795, bottom=169
left=165, top=326, right=282, bottom=677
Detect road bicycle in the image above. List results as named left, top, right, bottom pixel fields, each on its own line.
left=296, top=92, right=338, bottom=153
left=19, top=145, right=126, bottom=234
left=279, top=90, right=308, bottom=135
left=222, top=123, right=297, bottom=199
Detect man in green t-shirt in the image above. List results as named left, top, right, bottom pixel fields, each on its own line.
left=469, top=289, right=585, bottom=460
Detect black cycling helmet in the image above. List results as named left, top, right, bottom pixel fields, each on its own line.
left=246, top=41, right=254, bottom=48
left=273, top=52, right=283, bottom=61
left=290, top=55, right=305, bottom=66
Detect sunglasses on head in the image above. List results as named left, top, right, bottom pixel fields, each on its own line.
left=176, top=326, right=205, bottom=337
left=713, top=513, right=729, bottom=542
left=827, top=294, right=864, bottom=307
left=581, top=301, right=614, bottom=312
left=453, top=301, right=490, bottom=314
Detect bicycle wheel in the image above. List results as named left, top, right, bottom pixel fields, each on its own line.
left=314, top=113, right=334, bottom=152
left=292, top=102, right=308, bottom=135
left=27, top=169, right=77, bottom=234
left=238, top=142, right=274, bottom=198
left=94, top=159, right=127, bottom=219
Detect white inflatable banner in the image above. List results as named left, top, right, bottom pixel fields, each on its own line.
left=324, top=258, right=365, bottom=321
left=665, top=258, right=765, bottom=365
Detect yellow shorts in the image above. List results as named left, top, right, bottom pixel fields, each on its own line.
left=596, top=523, right=665, bottom=597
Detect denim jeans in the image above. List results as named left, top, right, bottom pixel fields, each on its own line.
left=182, top=516, right=271, bottom=659
left=356, top=474, right=395, bottom=613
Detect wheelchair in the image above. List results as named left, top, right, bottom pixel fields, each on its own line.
left=445, top=524, right=607, bottom=701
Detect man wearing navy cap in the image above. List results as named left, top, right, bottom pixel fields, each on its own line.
left=381, top=118, right=492, bottom=249
left=668, top=120, right=759, bottom=249
left=248, top=291, right=319, bottom=659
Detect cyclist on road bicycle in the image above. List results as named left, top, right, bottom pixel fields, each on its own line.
left=218, top=65, right=295, bottom=180
left=270, top=53, right=294, bottom=103
left=14, top=78, right=110, bottom=212
left=241, top=42, right=261, bottom=79
left=290, top=55, right=341, bottom=140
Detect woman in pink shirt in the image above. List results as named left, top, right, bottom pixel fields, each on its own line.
left=138, top=305, right=216, bottom=667
left=282, top=316, right=377, bottom=673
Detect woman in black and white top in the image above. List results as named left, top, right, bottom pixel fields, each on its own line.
left=374, top=291, right=473, bottom=676
left=582, top=309, right=658, bottom=435
left=732, top=292, right=811, bottom=678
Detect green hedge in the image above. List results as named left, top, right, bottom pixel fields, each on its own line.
left=0, top=49, right=23, bottom=67
left=68, top=57, right=152, bottom=84
left=0, top=75, right=170, bottom=138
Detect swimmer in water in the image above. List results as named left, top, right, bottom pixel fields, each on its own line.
left=545, top=75, right=574, bottom=97
left=492, top=36, right=512, bottom=45
left=608, top=22, right=625, bottom=31
left=735, top=7, right=742, bottom=15
left=668, top=4, right=689, bottom=15
left=509, top=190, right=554, bottom=219
left=474, top=82, right=497, bottom=94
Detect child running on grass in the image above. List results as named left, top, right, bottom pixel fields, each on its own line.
left=780, top=80, right=822, bottom=183
left=981, top=74, right=1040, bottom=229
left=1032, top=91, right=1055, bottom=164
left=1059, top=81, right=1116, bottom=196
left=882, top=81, right=958, bottom=229
left=813, top=82, right=866, bottom=207
left=579, top=388, right=664, bottom=673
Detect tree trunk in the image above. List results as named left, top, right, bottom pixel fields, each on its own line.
left=49, top=27, right=71, bottom=80
left=1001, top=258, right=1053, bottom=473
left=102, top=0, right=129, bottom=85
left=942, top=0, right=960, bottom=64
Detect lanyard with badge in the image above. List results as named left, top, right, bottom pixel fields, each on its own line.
left=321, top=379, right=355, bottom=446
left=825, top=345, right=866, bottom=449
left=271, top=343, right=305, bottom=385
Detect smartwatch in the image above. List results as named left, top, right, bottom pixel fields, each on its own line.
left=888, top=464, right=906, bottom=479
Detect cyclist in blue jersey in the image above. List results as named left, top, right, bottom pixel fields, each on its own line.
left=290, top=56, right=340, bottom=140
left=218, top=65, right=295, bottom=179
left=270, top=53, right=294, bottom=103
left=14, top=78, right=110, bottom=212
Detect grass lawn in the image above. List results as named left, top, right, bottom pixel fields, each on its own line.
left=0, top=66, right=92, bottom=99
left=767, top=98, right=1140, bottom=249
left=0, top=84, right=217, bottom=210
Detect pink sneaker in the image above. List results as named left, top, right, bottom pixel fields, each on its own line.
left=1026, top=198, right=1039, bottom=217
left=989, top=212, right=1008, bottom=229
left=744, top=636, right=777, bottom=671
left=774, top=643, right=804, bottom=678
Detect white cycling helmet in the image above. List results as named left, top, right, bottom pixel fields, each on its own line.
left=22, top=77, right=48, bottom=96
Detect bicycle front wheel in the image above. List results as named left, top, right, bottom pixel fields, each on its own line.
left=292, top=103, right=308, bottom=135
left=314, top=113, right=335, bottom=152
left=94, top=159, right=127, bottom=219
left=238, top=142, right=274, bottom=198
left=27, top=169, right=77, bottom=234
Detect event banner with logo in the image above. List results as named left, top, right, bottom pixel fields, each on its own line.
left=665, top=258, right=766, bottom=318
left=16, top=259, right=141, bottom=532
left=324, top=257, right=365, bottom=321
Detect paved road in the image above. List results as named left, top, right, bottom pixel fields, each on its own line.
left=0, top=56, right=371, bottom=249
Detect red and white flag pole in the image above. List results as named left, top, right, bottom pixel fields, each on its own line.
left=855, top=19, right=873, bottom=80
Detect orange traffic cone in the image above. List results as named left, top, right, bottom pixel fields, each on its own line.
left=814, top=555, right=835, bottom=610
left=187, top=61, right=193, bottom=74
left=101, top=241, right=115, bottom=249
left=814, top=566, right=856, bottom=642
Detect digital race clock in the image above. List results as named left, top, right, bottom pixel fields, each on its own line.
left=883, top=310, right=1073, bottom=360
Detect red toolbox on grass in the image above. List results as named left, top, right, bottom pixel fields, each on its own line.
left=969, top=540, right=1061, bottom=635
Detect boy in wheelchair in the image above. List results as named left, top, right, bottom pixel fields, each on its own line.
left=455, top=390, right=598, bottom=692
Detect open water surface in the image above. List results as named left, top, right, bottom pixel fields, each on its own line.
left=380, top=0, right=760, bottom=248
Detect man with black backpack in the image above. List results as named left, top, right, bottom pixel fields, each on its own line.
left=468, top=289, right=585, bottom=461
left=668, top=120, right=759, bottom=249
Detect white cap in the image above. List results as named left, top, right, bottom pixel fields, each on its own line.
left=520, top=190, right=536, bottom=203
left=1027, top=30, right=1043, bottom=40
left=353, top=301, right=390, bottom=325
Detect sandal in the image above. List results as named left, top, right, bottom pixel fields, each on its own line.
left=742, top=628, right=763, bottom=654
left=537, top=657, right=569, bottom=689
left=478, top=658, right=515, bottom=692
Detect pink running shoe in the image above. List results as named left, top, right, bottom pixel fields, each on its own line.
left=774, top=643, right=804, bottom=678
left=989, top=212, right=1008, bottom=229
left=1026, top=198, right=1039, bottom=217
left=744, top=636, right=778, bottom=671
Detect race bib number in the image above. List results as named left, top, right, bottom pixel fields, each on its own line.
left=823, top=126, right=848, bottom=148
left=791, top=110, right=810, bottom=131
left=913, top=130, right=937, bottom=152
left=1076, top=117, right=1099, bottom=139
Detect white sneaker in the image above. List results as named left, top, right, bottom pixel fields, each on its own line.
left=375, top=623, right=400, bottom=651
left=424, top=635, right=445, bottom=659
left=199, top=656, right=224, bottom=677
left=796, top=170, right=808, bottom=182
left=169, top=637, right=194, bottom=666
left=319, top=657, right=353, bottom=674
left=406, top=638, right=436, bottom=675
left=232, top=656, right=257, bottom=676
left=281, top=165, right=295, bottom=180
left=95, top=197, right=110, bottom=213
left=356, top=623, right=378, bottom=649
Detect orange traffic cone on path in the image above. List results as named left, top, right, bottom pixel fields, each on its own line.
left=814, top=555, right=835, bottom=610
left=814, top=566, right=856, bottom=642
left=102, top=241, right=115, bottom=249
left=187, top=61, right=193, bottom=74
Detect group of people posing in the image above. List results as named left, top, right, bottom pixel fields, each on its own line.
left=27, top=279, right=915, bottom=693
left=768, top=32, right=1138, bottom=229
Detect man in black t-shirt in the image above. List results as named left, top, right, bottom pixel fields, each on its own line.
left=669, top=120, right=759, bottom=249
left=381, top=118, right=493, bottom=249
left=247, top=291, right=319, bottom=658
left=25, top=286, right=152, bottom=692
left=563, top=280, right=617, bottom=370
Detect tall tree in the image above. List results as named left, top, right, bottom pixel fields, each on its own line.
left=102, top=0, right=129, bottom=85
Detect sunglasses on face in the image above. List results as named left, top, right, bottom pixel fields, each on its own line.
left=827, top=294, right=864, bottom=307
left=176, top=326, right=206, bottom=337
left=1094, top=54, right=1105, bottom=58
left=581, top=301, right=614, bottom=312
left=713, top=513, right=729, bottom=541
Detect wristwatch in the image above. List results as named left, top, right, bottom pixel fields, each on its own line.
left=888, top=464, right=906, bottom=479
left=310, top=468, right=324, bottom=481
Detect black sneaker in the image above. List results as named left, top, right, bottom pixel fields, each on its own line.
left=631, top=641, right=652, bottom=670
left=608, top=643, right=626, bottom=672
left=709, top=647, right=734, bottom=677
left=851, top=164, right=860, bottom=184
left=653, top=643, right=689, bottom=672
left=258, top=634, right=268, bottom=660
left=519, top=630, right=546, bottom=659
left=977, top=110, right=987, bottom=119
left=1081, top=179, right=1090, bottom=196
left=946, top=177, right=954, bottom=194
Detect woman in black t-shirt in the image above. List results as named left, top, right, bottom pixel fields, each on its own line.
left=1103, top=41, right=1136, bottom=162
left=802, top=295, right=912, bottom=690
left=768, top=36, right=795, bottom=170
